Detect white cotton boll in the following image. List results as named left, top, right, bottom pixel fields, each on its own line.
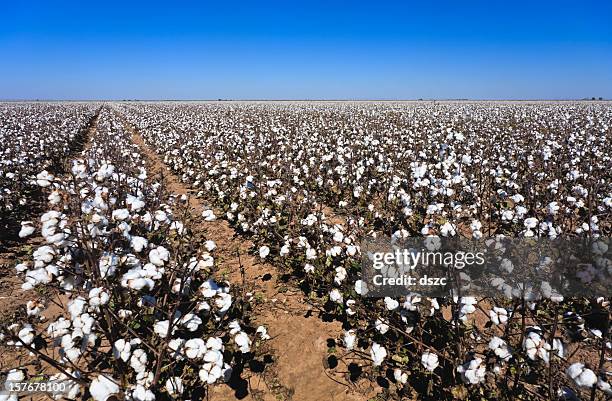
left=256, top=325, right=271, bottom=340
left=215, top=292, right=233, bottom=313
left=15, top=262, right=29, bottom=272
left=99, top=252, right=119, bottom=278
left=67, top=297, right=87, bottom=319
left=306, top=247, right=317, bottom=260
left=354, top=280, right=364, bottom=295
left=184, top=338, right=207, bottom=359
left=280, top=244, right=290, bottom=256
left=202, top=209, right=217, bottom=221
left=235, top=331, right=251, bottom=353
left=457, top=358, right=486, bottom=384
left=47, top=317, right=71, bottom=337
left=259, top=246, right=270, bottom=259
left=149, top=246, right=170, bottom=266
left=344, top=330, right=356, bottom=350
left=17, top=324, right=35, bottom=345
left=203, top=337, right=222, bottom=353
left=200, top=279, right=220, bottom=298
left=130, top=236, right=148, bottom=253
left=36, top=170, right=54, bottom=187
left=153, top=320, right=172, bottom=338
left=489, top=307, right=509, bottom=325
left=370, top=342, right=387, bottom=366
left=489, top=337, right=511, bottom=361
left=329, top=289, right=343, bottom=303
left=132, top=385, right=155, bottom=401
left=598, top=379, right=612, bottom=395
left=199, top=363, right=223, bottom=384
left=333, top=231, right=344, bottom=242
left=421, top=351, right=439, bottom=371
left=394, top=369, right=408, bottom=384
left=89, top=287, right=110, bottom=307
left=181, top=313, right=202, bottom=331
left=19, top=221, right=35, bottom=238
left=113, top=339, right=132, bottom=362
left=89, top=375, right=120, bottom=401
left=26, top=300, right=45, bottom=317
left=33, top=245, right=55, bottom=263
left=111, top=208, right=130, bottom=221
left=304, top=264, right=315, bottom=273
left=228, top=320, right=242, bottom=335
left=566, top=363, right=597, bottom=388
left=130, top=349, right=148, bottom=373
left=165, top=377, right=183, bottom=397
left=205, top=240, right=216, bottom=251
left=384, top=297, right=399, bottom=311
left=375, top=318, right=389, bottom=334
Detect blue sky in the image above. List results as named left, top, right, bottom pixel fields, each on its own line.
left=0, top=0, right=610, bottom=100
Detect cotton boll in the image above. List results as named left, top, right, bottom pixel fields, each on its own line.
left=89, top=375, right=120, bottom=401
left=394, top=369, right=408, bottom=384
left=259, top=245, right=270, bottom=259
left=184, top=338, right=207, bottom=359
left=88, top=287, right=110, bottom=307
left=130, top=349, right=148, bottom=373
left=19, top=221, right=35, bottom=238
left=111, top=208, right=130, bottom=221
left=113, top=338, right=132, bottom=362
left=149, top=246, right=170, bottom=266
left=235, top=331, right=251, bottom=353
left=17, top=324, right=35, bottom=345
left=457, top=358, right=486, bottom=384
left=566, top=363, right=597, bottom=388
left=343, top=330, right=356, bottom=350
left=329, top=289, right=343, bottom=303
left=370, top=342, right=387, bottom=366
left=421, top=351, right=439, bottom=371
left=165, top=377, right=183, bottom=396
left=131, top=384, right=155, bottom=401
left=202, top=209, right=217, bottom=221
left=256, top=325, right=271, bottom=340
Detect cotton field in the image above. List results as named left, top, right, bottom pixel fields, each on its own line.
left=0, top=101, right=611, bottom=401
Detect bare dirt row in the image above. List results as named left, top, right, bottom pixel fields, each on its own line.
left=120, top=114, right=372, bottom=401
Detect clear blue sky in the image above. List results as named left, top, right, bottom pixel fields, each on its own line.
left=1, top=0, right=610, bottom=100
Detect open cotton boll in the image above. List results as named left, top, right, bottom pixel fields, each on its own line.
left=256, top=325, right=271, bottom=340
left=130, top=349, right=148, bottom=373
left=17, top=324, right=35, bottom=345
left=89, top=375, right=120, bottom=401
left=113, top=338, right=132, bottom=362
left=88, top=287, right=110, bottom=307
left=457, top=358, right=486, bottom=384
left=343, top=330, right=356, bottom=350
left=566, top=363, right=597, bottom=388
left=165, top=377, right=183, bottom=397
left=130, top=236, right=148, bottom=253
left=370, top=342, right=387, bottom=366
left=421, top=351, right=439, bottom=371
left=19, top=221, right=35, bottom=238
left=259, top=245, right=270, bottom=259
left=181, top=313, right=202, bottom=332
left=329, top=288, right=343, bottom=303
left=202, top=209, right=216, bottom=221
left=235, top=331, right=251, bottom=353
left=184, top=338, right=207, bottom=359
left=111, top=208, right=130, bottom=221
left=394, top=369, right=408, bottom=384
left=131, top=385, right=155, bottom=401
left=36, top=170, right=54, bottom=187
left=149, top=246, right=170, bottom=266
